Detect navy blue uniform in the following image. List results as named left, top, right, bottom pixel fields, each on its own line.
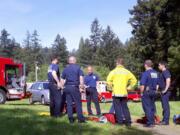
left=84, top=73, right=101, bottom=115
left=61, top=64, right=85, bottom=121
left=48, top=64, right=62, bottom=117
left=140, top=69, right=158, bottom=125
left=159, top=69, right=171, bottom=124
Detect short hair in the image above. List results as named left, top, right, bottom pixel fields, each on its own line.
left=116, top=58, right=124, bottom=65
left=87, top=65, right=93, bottom=68
left=68, top=56, right=76, bottom=63
left=51, top=55, right=59, bottom=62
left=144, top=60, right=153, bottom=67
left=159, top=61, right=167, bottom=67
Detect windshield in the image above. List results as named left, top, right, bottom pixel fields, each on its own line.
left=6, top=65, right=21, bottom=78
left=5, top=65, right=23, bottom=88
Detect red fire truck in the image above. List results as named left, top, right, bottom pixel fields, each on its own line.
left=0, top=57, right=26, bottom=104
left=97, top=81, right=112, bottom=102
left=81, top=81, right=112, bottom=103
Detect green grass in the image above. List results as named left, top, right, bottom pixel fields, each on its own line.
left=87, top=101, right=180, bottom=120
left=0, top=99, right=179, bottom=135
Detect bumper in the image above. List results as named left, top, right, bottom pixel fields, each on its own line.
left=7, top=88, right=24, bottom=99
left=8, top=94, right=23, bottom=99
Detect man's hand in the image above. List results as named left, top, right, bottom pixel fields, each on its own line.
left=57, top=82, right=62, bottom=89
left=127, top=86, right=132, bottom=91
left=79, top=84, right=85, bottom=93
left=84, top=85, right=89, bottom=89
left=162, top=89, right=167, bottom=94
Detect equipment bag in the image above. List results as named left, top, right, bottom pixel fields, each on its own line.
left=99, top=113, right=116, bottom=124
left=136, top=115, right=160, bottom=124
left=173, top=115, right=180, bottom=124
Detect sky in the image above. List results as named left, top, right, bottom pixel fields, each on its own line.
left=0, top=0, right=137, bottom=50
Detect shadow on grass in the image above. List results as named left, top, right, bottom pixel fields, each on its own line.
left=4, top=104, right=39, bottom=106
left=0, top=108, right=153, bottom=135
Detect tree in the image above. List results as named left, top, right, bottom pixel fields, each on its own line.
left=0, top=29, right=21, bottom=58
left=163, top=0, right=180, bottom=99
left=21, top=31, right=34, bottom=73
left=159, top=0, right=180, bottom=61
left=90, top=18, right=102, bottom=49
left=129, top=0, right=180, bottom=98
left=129, top=0, right=167, bottom=63
left=23, top=31, right=31, bottom=49
left=123, top=38, right=142, bottom=77
left=31, top=30, right=43, bottom=64
left=77, top=37, right=94, bottom=65
left=95, top=26, right=123, bottom=69
left=69, top=49, right=77, bottom=57
left=89, top=18, right=102, bottom=63
left=52, top=34, right=68, bottom=66
left=0, top=29, right=11, bottom=57
left=9, top=38, right=21, bottom=58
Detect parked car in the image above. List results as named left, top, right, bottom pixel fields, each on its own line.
left=28, top=81, right=50, bottom=105
left=127, top=90, right=141, bottom=102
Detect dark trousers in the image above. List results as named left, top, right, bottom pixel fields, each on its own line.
left=60, top=91, right=66, bottom=112
left=113, top=96, right=131, bottom=124
left=109, top=104, right=115, bottom=113
left=142, top=91, right=156, bottom=125
left=49, top=83, right=62, bottom=117
left=161, top=91, right=171, bottom=123
left=86, top=87, right=101, bottom=115
left=64, top=85, right=85, bottom=121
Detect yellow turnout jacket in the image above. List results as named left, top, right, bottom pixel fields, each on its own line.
left=107, top=65, right=137, bottom=97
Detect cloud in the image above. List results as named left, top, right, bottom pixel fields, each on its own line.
left=0, top=0, right=32, bottom=14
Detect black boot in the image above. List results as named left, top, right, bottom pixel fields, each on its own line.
left=69, top=118, right=74, bottom=124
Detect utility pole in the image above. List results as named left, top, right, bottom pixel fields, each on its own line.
left=35, top=61, right=38, bottom=82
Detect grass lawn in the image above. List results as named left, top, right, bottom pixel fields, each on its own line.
left=99, top=101, right=180, bottom=120
left=0, top=99, right=179, bottom=135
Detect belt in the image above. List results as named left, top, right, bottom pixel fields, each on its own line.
left=49, top=82, right=57, bottom=85
left=65, top=84, right=79, bottom=87
left=88, top=87, right=96, bottom=89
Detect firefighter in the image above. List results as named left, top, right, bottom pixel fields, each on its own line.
left=158, top=61, right=171, bottom=125
left=140, top=60, right=159, bottom=127
left=47, top=56, right=62, bottom=117
left=84, top=65, right=101, bottom=116
left=61, top=56, right=86, bottom=123
left=107, top=58, right=137, bottom=126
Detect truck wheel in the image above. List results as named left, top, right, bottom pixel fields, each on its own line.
left=41, top=96, right=46, bottom=105
left=0, top=90, right=6, bottom=104
left=29, top=97, right=34, bottom=105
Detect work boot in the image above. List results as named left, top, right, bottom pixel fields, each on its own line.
left=78, top=120, right=86, bottom=123
left=143, top=124, right=155, bottom=128
left=69, top=118, right=74, bottom=124
left=159, top=121, right=169, bottom=125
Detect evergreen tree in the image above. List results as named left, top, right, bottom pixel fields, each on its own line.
left=89, top=18, right=102, bottom=63
left=123, top=38, right=142, bottom=76
left=90, top=18, right=102, bottom=49
left=52, top=34, right=68, bottom=66
left=0, top=29, right=11, bottom=57
left=31, top=30, right=43, bottom=63
left=22, top=31, right=34, bottom=73
left=96, top=26, right=123, bottom=69
left=8, top=38, right=21, bottom=58
left=129, top=0, right=167, bottom=63
left=77, top=37, right=93, bottom=65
